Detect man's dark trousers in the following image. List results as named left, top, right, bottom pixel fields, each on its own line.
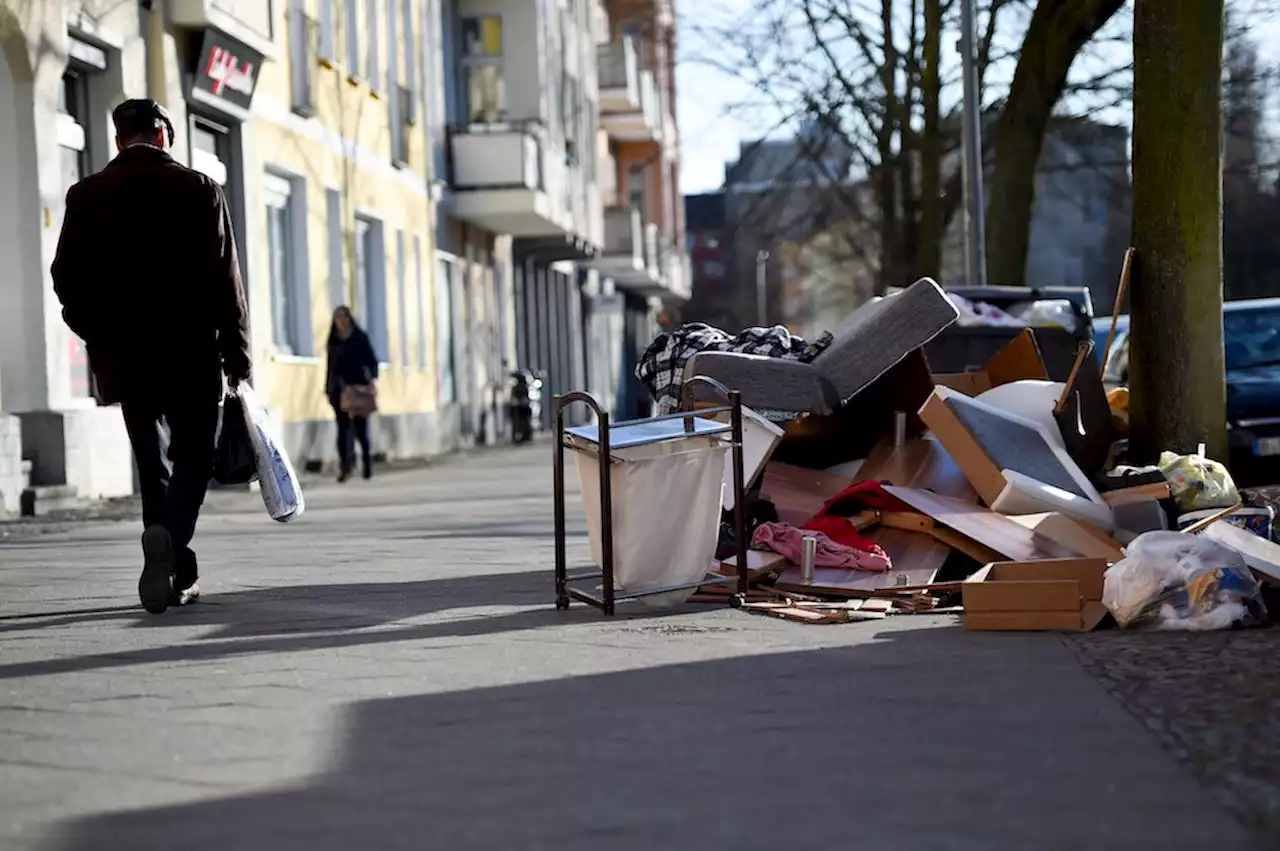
left=118, top=366, right=221, bottom=589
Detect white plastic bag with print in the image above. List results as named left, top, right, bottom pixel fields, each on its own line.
left=235, top=383, right=306, bottom=523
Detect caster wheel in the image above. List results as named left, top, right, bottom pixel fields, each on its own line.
left=555, top=597, right=571, bottom=611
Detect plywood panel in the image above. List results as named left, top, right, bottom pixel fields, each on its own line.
left=884, top=486, right=1075, bottom=562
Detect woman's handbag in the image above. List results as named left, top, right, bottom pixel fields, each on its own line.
left=340, top=382, right=379, bottom=417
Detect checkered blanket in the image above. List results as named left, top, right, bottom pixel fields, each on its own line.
left=635, top=323, right=834, bottom=415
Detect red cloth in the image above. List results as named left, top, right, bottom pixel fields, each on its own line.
left=799, top=480, right=913, bottom=559
left=752, top=523, right=891, bottom=572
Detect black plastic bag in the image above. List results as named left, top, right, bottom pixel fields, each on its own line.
left=213, top=393, right=257, bottom=485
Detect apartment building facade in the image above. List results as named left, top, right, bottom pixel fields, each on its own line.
left=0, top=0, right=686, bottom=510
left=587, top=0, right=687, bottom=418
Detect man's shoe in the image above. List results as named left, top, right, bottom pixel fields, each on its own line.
left=172, top=549, right=199, bottom=607
left=170, top=581, right=200, bottom=607
left=338, top=465, right=351, bottom=483
left=362, top=460, right=373, bottom=480
left=139, top=525, right=175, bottom=614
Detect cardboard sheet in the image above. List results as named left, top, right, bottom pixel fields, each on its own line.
left=931, top=328, right=1049, bottom=394
left=963, top=557, right=1111, bottom=631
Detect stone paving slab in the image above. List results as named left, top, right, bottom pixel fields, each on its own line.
left=0, top=446, right=1267, bottom=850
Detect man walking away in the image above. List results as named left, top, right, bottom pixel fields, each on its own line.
left=51, top=99, right=252, bottom=614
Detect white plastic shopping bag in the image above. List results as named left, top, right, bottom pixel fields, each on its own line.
left=235, top=383, right=306, bottom=523
left=574, top=435, right=727, bottom=605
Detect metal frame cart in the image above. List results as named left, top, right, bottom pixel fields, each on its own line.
left=553, top=377, right=751, bottom=615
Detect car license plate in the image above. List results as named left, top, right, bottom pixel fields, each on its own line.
left=1253, top=437, right=1280, bottom=456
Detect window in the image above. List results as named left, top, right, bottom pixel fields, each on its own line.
left=355, top=215, right=389, bottom=360
left=560, top=73, right=581, bottom=160
left=396, top=230, right=410, bottom=368
left=346, top=0, right=361, bottom=77
left=401, top=0, right=418, bottom=123
left=58, top=66, right=93, bottom=398
left=460, top=16, right=504, bottom=123
left=387, top=0, right=408, bottom=166
left=353, top=218, right=374, bottom=329
left=289, top=0, right=316, bottom=116
left=264, top=174, right=301, bottom=354
left=628, top=164, right=647, bottom=213
left=414, top=236, right=427, bottom=369
left=325, top=189, right=346, bottom=310
left=317, top=0, right=336, bottom=64
left=366, top=0, right=382, bottom=92
left=435, top=257, right=457, bottom=403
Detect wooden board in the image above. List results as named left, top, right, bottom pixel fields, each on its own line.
left=774, top=527, right=951, bottom=596
left=760, top=462, right=853, bottom=525
left=715, top=550, right=790, bottom=578
left=1008, top=513, right=1126, bottom=561
left=858, top=437, right=980, bottom=504
left=884, top=485, right=1076, bottom=562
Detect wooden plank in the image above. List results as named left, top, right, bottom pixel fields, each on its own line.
left=760, top=462, right=853, bottom=526
left=881, top=511, right=935, bottom=533
left=1007, top=513, right=1126, bottom=561
left=1102, top=482, right=1171, bottom=506
left=885, top=485, right=1075, bottom=562
left=715, top=550, right=790, bottom=578
left=858, top=437, right=980, bottom=503
left=774, top=527, right=950, bottom=596
left=929, top=526, right=1004, bottom=566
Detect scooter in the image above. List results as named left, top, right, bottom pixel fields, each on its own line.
left=508, top=369, right=544, bottom=443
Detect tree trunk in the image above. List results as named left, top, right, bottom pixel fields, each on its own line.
left=983, top=0, right=1126, bottom=287
left=916, top=0, right=943, bottom=277
left=876, top=0, right=900, bottom=290
left=1130, top=0, right=1227, bottom=461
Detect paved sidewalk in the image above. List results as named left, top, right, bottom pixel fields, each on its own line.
left=0, top=447, right=1265, bottom=850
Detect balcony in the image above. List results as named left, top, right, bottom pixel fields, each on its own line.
left=601, top=66, right=661, bottom=143
left=605, top=222, right=690, bottom=302
left=586, top=206, right=646, bottom=277
left=598, top=36, right=641, bottom=114
left=447, top=122, right=595, bottom=241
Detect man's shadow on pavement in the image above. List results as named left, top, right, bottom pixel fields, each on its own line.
left=0, top=567, right=720, bottom=682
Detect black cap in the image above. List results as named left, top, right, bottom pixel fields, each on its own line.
left=112, top=98, right=174, bottom=145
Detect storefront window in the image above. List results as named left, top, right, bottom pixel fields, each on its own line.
left=59, top=69, right=92, bottom=398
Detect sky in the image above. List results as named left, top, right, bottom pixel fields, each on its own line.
left=674, top=1, right=1280, bottom=196
left=674, top=0, right=763, bottom=194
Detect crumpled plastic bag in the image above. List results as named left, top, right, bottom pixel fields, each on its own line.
left=1102, top=531, right=1266, bottom=630
left=213, top=392, right=257, bottom=485
left=237, top=383, right=306, bottom=523
left=1159, top=450, right=1240, bottom=512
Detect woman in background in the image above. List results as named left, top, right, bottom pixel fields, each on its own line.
left=325, top=306, right=379, bottom=482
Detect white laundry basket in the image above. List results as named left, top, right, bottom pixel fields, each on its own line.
left=572, top=434, right=727, bottom=606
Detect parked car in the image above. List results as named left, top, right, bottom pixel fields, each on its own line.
left=1092, top=313, right=1128, bottom=370
left=1101, top=298, right=1280, bottom=478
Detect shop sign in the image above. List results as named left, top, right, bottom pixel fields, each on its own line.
left=192, top=29, right=263, bottom=113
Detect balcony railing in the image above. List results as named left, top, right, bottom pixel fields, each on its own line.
left=598, top=35, right=639, bottom=94
left=447, top=120, right=544, bottom=191
left=603, top=206, right=643, bottom=258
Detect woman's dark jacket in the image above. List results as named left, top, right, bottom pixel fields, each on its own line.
left=326, top=328, right=379, bottom=407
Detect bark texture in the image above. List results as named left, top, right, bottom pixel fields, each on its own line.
left=1129, top=0, right=1227, bottom=461
left=983, top=0, right=1126, bottom=287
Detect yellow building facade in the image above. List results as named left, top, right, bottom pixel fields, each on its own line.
left=244, top=0, right=452, bottom=465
